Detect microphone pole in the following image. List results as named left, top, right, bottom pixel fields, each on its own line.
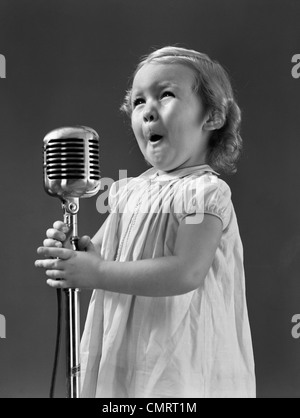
left=62, top=197, right=80, bottom=399
left=43, top=126, right=101, bottom=398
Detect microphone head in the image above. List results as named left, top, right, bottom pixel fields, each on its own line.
left=43, top=126, right=101, bottom=200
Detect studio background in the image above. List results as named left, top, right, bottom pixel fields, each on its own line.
left=0, top=0, right=300, bottom=398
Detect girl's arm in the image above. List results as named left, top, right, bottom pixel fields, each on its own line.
left=97, top=214, right=222, bottom=296
left=36, top=214, right=222, bottom=297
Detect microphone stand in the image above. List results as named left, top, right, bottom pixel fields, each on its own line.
left=62, top=197, right=81, bottom=399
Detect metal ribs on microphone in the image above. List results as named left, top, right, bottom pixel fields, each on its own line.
left=43, top=126, right=101, bottom=200
left=46, top=137, right=100, bottom=180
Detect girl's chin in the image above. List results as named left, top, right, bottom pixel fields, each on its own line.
left=144, top=151, right=178, bottom=172
left=146, top=157, right=168, bottom=170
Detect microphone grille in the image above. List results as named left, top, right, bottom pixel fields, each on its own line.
left=45, top=137, right=100, bottom=180
left=88, top=137, right=101, bottom=181
left=43, top=126, right=101, bottom=199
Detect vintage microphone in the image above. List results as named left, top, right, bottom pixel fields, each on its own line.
left=43, top=126, right=101, bottom=398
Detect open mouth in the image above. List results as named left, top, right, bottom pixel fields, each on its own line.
left=149, top=134, right=163, bottom=143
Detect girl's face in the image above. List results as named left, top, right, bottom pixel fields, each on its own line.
left=131, top=62, right=210, bottom=172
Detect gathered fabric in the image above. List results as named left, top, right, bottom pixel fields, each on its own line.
left=80, top=164, right=256, bottom=398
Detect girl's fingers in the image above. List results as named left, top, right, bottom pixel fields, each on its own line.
left=53, top=221, right=69, bottom=232
left=46, top=228, right=66, bottom=242
left=35, top=258, right=64, bottom=269
left=46, top=279, right=68, bottom=289
left=36, top=246, right=73, bottom=259
left=77, top=235, right=91, bottom=251
left=43, top=238, right=62, bottom=248
left=45, top=269, right=66, bottom=279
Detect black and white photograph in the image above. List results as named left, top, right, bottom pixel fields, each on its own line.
left=0, top=0, right=300, bottom=400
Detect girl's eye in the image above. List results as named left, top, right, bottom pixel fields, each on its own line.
left=161, top=91, right=175, bottom=99
left=133, top=98, right=145, bottom=108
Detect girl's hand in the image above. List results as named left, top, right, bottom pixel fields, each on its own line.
left=43, top=220, right=71, bottom=249
left=35, top=236, right=102, bottom=289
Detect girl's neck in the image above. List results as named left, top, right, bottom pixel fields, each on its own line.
left=157, top=161, right=208, bottom=176
left=157, top=164, right=209, bottom=176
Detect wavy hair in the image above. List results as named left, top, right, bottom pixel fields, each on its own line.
left=121, top=46, right=243, bottom=175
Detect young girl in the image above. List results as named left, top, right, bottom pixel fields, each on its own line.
left=35, top=46, right=256, bottom=398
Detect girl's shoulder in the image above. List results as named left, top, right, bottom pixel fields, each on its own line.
left=200, top=172, right=231, bottom=198
left=177, top=167, right=232, bottom=199
left=174, top=170, right=233, bottom=228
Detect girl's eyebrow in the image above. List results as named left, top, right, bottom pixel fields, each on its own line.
left=157, top=81, right=177, bottom=88
left=132, top=80, right=178, bottom=96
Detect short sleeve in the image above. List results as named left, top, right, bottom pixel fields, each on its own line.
left=174, top=174, right=232, bottom=229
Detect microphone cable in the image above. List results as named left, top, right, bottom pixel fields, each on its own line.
left=49, top=288, right=63, bottom=398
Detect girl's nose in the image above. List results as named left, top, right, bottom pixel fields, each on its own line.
left=143, top=103, right=158, bottom=123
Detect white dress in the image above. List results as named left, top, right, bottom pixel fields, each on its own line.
left=80, top=164, right=256, bottom=398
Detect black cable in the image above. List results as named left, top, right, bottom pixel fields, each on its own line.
left=49, top=288, right=63, bottom=398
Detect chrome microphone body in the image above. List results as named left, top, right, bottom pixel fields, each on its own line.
left=43, top=126, right=101, bottom=399
left=43, top=125, right=101, bottom=201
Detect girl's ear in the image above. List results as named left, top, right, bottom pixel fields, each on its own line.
left=203, top=111, right=225, bottom=131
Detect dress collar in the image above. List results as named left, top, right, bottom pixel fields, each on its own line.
left=140, top=164, right=220, bottom=182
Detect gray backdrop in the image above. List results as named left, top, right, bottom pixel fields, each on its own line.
left=0, top=0, right=300, bottom=398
